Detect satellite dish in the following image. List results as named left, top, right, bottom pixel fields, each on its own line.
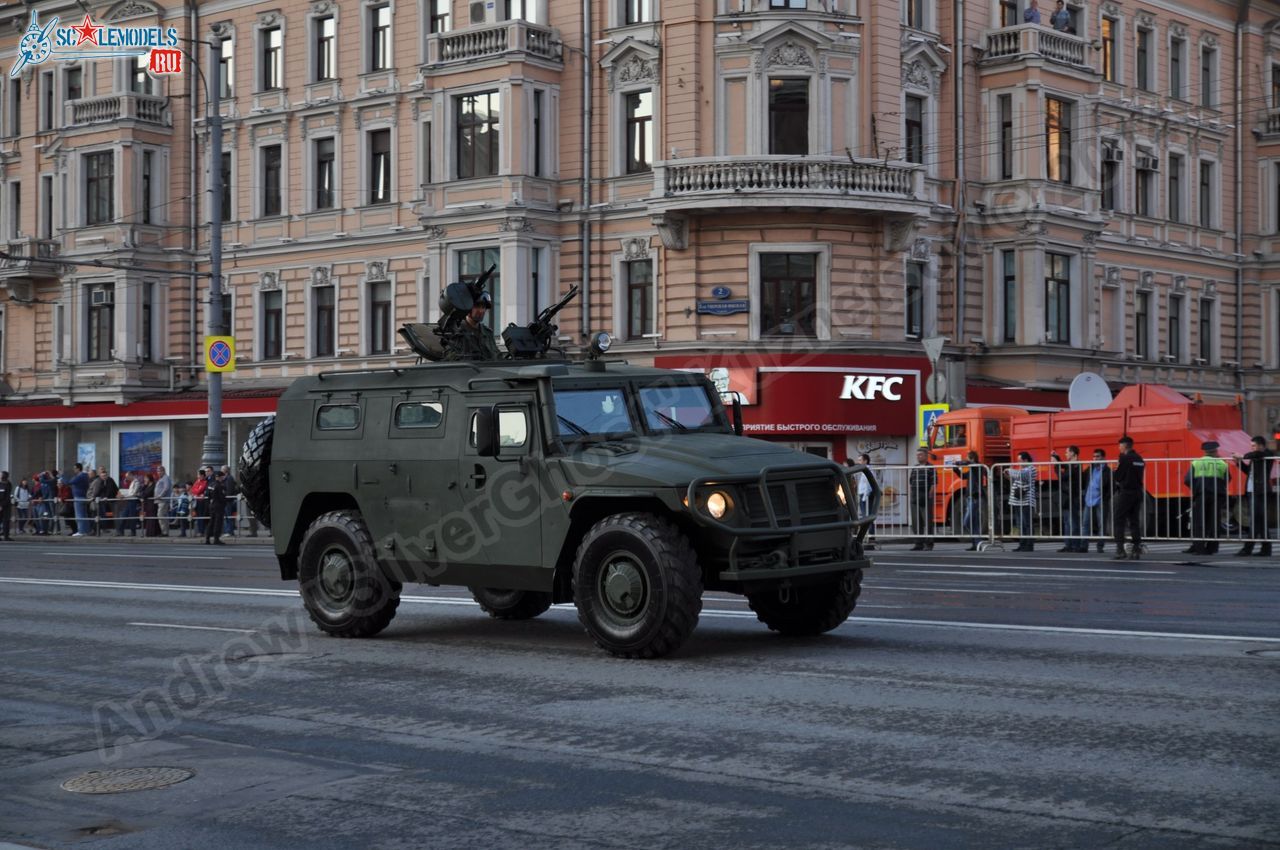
left=1068, top=372, right=1113, bottom=410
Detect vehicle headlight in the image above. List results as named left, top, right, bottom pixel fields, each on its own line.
left=706, top=491, right=731, bottom=519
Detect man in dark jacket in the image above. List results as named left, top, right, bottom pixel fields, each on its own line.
left=0, top=471, right=13, bottom=541
left=1053, top=445, right=1086, bottom=552
left=1184, top=441, right=1230, bottom=555
left=1113, top=436, right=1145, bottom=560
left=1234, top=436, right=1274, bottom=557
left=953, top=450, right=987, bottom=551
left=908, top=447, right=937, bottom=551
left=204, top=470, right=228, bottom=545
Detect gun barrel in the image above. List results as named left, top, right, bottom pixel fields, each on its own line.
left=538, top=285, right=580, bottom=323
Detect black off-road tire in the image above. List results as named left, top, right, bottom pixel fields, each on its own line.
left=298, top=510, right=401, bottom=638
left=747, top=570, right=863, bottom=637
left=469, top=587, right=554, bottom=620
left=238, top=416, right=275, bottom=530
left=573, top=513, right=702, bottom=659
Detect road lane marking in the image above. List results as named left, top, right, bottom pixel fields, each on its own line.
left=4, top=577, right=1276, bottom=644
left=129, top=622, right=258, bottom=633
left=40, top=552, right=232, bottom=561
left=899, top=570, right=1176, bottom=581
left=878, top=562, right=1176, bottom=574
left=867, top=585, right=1023, bottom=594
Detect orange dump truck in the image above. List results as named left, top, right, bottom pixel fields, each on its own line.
left=926, top=385, right=1252, bottom=534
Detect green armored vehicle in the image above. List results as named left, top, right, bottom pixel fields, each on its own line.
left=240, top=281, right=877, bottom=658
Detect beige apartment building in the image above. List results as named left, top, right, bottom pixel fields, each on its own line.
left=0, top=0, right=1278, bottom=477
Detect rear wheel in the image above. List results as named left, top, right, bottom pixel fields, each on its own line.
left=469, top=587, right=553, bottom=620
left=298, top=510, right=401, bottom=638
left=747, top=570, right=862, bottom=637
left=238, top=416, right=275, bottom=529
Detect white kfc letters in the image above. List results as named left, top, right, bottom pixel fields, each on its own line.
left=838, top=374, right=904, bottom=402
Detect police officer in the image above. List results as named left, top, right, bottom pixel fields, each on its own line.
left=449, top=288, right=500, bottom=361
left=1184, top=440, right=1230, bottom=555
left=1112, top=436, right=1145, bottom=560
left=0, top=471, right=13, bottom=541
left=204, top=469, right=228, bottom=546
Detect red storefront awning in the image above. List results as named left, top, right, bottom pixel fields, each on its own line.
left=0, top=389, right=282, bottom=424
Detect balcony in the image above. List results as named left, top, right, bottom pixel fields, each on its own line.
left=67, top=94, right=171, bottom=128
left=1259, top=108, right=1280, bottom=140
left=0, top=238, right=61, bottom=283
left=424, top=20, right=562, bottom=68
left=979, top=24, right=1091, bottom=71
left=651, top=156, right=929, bottom=216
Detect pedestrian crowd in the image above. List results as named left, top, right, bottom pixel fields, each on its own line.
left=0, top=464, right=255, bottom=545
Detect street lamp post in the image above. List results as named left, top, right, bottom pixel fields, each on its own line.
left=199, top=38, right=226, bottom=470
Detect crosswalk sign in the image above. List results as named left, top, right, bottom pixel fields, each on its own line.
left=918, top=403, right=949, bottom=447
left=205, top=336, right=236, bottom=373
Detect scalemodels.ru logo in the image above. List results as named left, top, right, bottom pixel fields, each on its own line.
left=9, top=10, right=182, bottom=79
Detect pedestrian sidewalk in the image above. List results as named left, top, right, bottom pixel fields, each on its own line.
left=1, top=531, right=273, bottom=546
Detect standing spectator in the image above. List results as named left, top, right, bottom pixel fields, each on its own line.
left=1053, top=446, right=1086, bottom=552
left=62, top=463, right=91, bottom=537
left=142, top=472, right=161, bottom=537
left=117, top=471, right=143, bottom=536
left=205, top=470, right=228, bottom=545
left=1234, top=436, right=1275, bottom=557
left=221, top=465, right=240, bottom=537
left=37, top=472, right=56, bottom=535
left=1113, top=435, right=1146, bottom=560
left=86, top=469, right=104, bottom=535
left=98, top=467, right=119, bottom=533
left=154, top=465, right=173, bottom=536
left=174, top=484, right=192, bottom=537
left=1184, top=441, right=1230, bottom=555
left=852, top=453, right=878, bottom=551
left=1006, top=451, right=1039, bottom=551
left=14, top=478, right=33, bottom=534
left=0, top=471, right=12, bottom=541
left=1083, top=449, right=1113, bottom=553
left=954, top=450, right=987, bottom=551
left=1049, top=0, right=1071, bottom=31
left=1024, top=0, right=1042, bottom=24
left=908, top=447, right=937, bottom=551
left=55, top=475, right=74, bottom=535
left=190, top=468, right=209, bottom=537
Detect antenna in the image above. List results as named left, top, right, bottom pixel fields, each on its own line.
left=1068, top=372, right=1113, bottom=411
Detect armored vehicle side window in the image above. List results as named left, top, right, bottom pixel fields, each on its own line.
left=395, top=401, right=444, bottom=429
left=553, top=389, right=635, bottom=438
left=470, top=409, right=529, bottom=449
left=316, top=403, right=361, bottom=431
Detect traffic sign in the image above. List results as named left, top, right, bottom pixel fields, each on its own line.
left=919, top=403, right=950, bottom=447
left=922, top=335, right=946, bottom=364
left=205, top=336, right=236, bottom=373
left=925, top=370, right=948, bottom=403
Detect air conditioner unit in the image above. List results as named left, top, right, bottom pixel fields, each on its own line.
left=90, top=288, right=113, bottom=306
left=1136, top=155, right=1159, bottom=171
left=1102, top=146, right=1124, bottom=163
left=469, top=0, right=496, bottom=24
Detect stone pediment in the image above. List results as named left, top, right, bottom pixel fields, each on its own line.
left=601, top=38, right=661, bottom=91
left=103, top=0, right=163, bottom=22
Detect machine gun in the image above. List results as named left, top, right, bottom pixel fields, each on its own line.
left=501, top=285, right=580, bottom=359
left=398, top=265, right=498, bottom=362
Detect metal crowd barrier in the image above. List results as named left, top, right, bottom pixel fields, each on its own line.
left=5, top=494, right=261, bottom=539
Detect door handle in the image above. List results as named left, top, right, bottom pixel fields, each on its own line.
left=470, top=464, right=487, bottom=487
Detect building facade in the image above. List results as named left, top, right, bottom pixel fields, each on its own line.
left=0, top=0, right=1277, bottom=479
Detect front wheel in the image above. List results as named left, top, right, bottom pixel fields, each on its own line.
left=747, top=570, right=862, bottom=637
left=298, top=510, right=401, bottom=638
left=469, top=587, right=553, bottom=620
left=573, top=513, right=702, bottom=659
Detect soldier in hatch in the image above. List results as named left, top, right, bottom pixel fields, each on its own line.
left=449, top=287, right=500, bottom=361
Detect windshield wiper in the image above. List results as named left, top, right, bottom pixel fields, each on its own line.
left=557, top=414, right=591, bottom=437
left=650, top=409, right=689, bottom=432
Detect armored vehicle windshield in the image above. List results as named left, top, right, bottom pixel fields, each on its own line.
left=552, top=380, right=731, bottom=441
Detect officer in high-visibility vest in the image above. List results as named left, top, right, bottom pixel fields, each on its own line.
left=1184, top=440, right=1230, bottom=555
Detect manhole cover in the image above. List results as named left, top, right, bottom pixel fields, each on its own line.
left=1245, top=649, right=1280, bottom=658
left=62, top=767, right=194, bottom=794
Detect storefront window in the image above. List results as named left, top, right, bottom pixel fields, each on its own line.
left=759, top=253, right=816, bottom=337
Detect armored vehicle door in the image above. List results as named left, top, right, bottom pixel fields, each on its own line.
left=383, top=391, right=457, bottom=576
left=456, top=392, right=548, bottom=591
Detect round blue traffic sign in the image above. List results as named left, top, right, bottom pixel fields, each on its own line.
left=209, top=340, right=232, bottom=368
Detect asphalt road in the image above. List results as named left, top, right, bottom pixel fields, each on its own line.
left=0, top=540, right=1277, bottom=849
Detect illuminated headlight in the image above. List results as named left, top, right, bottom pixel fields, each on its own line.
left=706, top=491, right=731, bottom=519
left=836, top=484, right=848, bottom=507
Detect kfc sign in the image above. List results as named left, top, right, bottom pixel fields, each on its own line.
left=838, top=374, right=904, bottom=402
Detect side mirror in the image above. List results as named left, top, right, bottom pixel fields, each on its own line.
left=731, top=395, right=744, bottom=437
left=475, top=405, right=499, bottom=458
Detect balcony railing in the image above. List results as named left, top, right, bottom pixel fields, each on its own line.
left=1261, top=108, right=1280, bottom=137
left=425, top=19, right=562, bottom=66
left=68, top=94, right=171, bottom=128
left=982, top=24, right=1089, bottom=68
left=0, top=238, right=61, bottom=278
left=658, top=157, right=923, bottom=202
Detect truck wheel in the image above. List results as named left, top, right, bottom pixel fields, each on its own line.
left=469, top=587, right=553, bottom=620
left=238, top=416, right=274, bottom=530
left=298, top=510, right=401, bottom=638
left=572, top=513, right=702, bottom=659
left=747, top=570, right=863, bottom=637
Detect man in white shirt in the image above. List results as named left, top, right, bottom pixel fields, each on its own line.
left=154, top=466, right=173, bottom=536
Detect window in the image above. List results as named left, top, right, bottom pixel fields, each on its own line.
left=65, top=66, right=83, bottom=102
left=1045, top=97, right=1072, bottom=184
left=904, top=95, right=924, bottom=164
left=769, top=79, right=809, bottom=156
left=369, top=129, right=392, bottom=204
left=1168, top=293, right=1183, bottom=361
left=217, top=37, right=234, bottom=98
left=1167, top=153, right=1183, bottom=222
left=625, top=259, right=653, bottom=341
left=430, top=0, right=451, bottom=33
left=314, top=15, right=336, bottom=81
left=1273, top=64, right=1280, bottom=109
left=317, top=404, right=361, bottom=430
left=368, top=280, right=392, bottom=354
left=1200, top=47, right=1215, bottom=107
left=1198, top=298, right=1214, bottom=362
left=625, top=90, right=653, bottom=174
left=770, top=0, right=806, bottom=7
left=533, top=90, right=544, bottom=177
left=261, top=289, right=283, bottom=360
left=998, top=94, right=1013, bottom=180
left=471, top=408, right=529, bottom=448
left=313, top=138, right=335, bottom=210
left=1135, top=290, right=1150, bottom=359
left=141, top=150, right=155, bottom=226
left=504, top=0, right=538, bottom=22
left=6, top=184, right=18, bottom=239
left=7, top=82, right=20, bottom=137
left=1101, top=143, right=1120, bottom=211
left=395, top=401, right=444, bottom=429
left=904, top=0, right=924, bottom=29
left=1002, top=249, right=1017, bottom=343
left=313, top=283, right=335, bottom=357
left=999, top=0, right=1017, bottom=27
left=530, top=246, right=543, bottom=314
left=261, top=26, right=282, bottom=90
left=626, top=0, right=653, bottom=24
left=459, top=248, right=501, bottom=327
left=760, top=253, right=816, bottom=338
left=40, top=175, right=53, bottom=238
left=1101, top=17, right=1117, bottom=82
left=261, top=145, right=282, bottom=216
left=905, top=262, right=924, bottom=340
left=130, top=55, right=153, bottom=95
left=421, top=121, right=434, bottom=185
left=1199, top=161, right=1214, bottom=228
left=456, top=91, right=501, bottom=179
left=1044, top=252, right=1071, bottom=344
left=1169, top=37, right=1185, bottom=100
left=141, top=283, right=154, bottom=362
left=1136, top=153, right=1156, bottom=218
left=369, top=4, right=391, bottom=71
left=219, top=151, right=233, bottom=221
left=87, top=285, right=114, bottom=362
left=39, top=71, right=54, bottom=131
left=1137, top=28, right=1152, bottom=91
left=85, top=151, right=114, bottom=226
